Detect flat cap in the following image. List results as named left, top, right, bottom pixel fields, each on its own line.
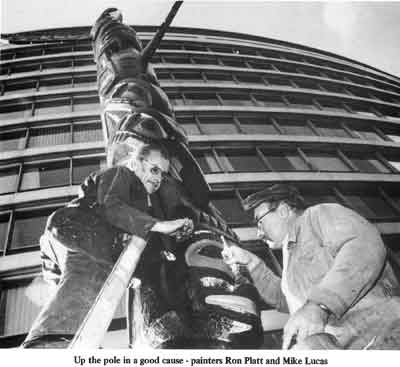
left=243, top=184, right=301, bottom=211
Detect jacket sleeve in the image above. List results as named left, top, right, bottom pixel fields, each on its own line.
left=97, top=167, right=159, bottom=239
left=248, top=256, right=288, bottom=313
left=306, top=204, right=386, bottom=318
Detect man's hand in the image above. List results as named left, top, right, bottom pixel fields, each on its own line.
left=282, top=301, right=330, bottom=349
left=222, top=245, right=254, bottom=266
left=169, top=218, right=194, bottom=241
left=151, top=218, right=194, bottom=238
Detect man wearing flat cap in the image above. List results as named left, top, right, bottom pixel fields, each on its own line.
left=223, top=184, right=400, bottom=349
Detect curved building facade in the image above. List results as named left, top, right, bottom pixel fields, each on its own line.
left=1, top=25, right=400, bottom=348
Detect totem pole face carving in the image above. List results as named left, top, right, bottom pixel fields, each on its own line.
left=92, top=8, right=263, bottom=348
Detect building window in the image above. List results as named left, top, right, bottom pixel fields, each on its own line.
left=265, top=76, right=293, bottom=87
left=297, top=66, right=323, bottom=77
left=232, top=46, right=258, bottom=56
left=74, top=41, right=92, bottom=52
left=278, top=118, right=315, bottom=136
left=10, top=209, right=53, bottom=250
left=72, top=121, right=103, bottom=143
left=28, top=125, right=71, bottom=148
left=305, top=151, right=352, bottom=172
left=41, top=59, right=72, bottom=70
left=351, top=125, right=383, bottom=141
left=11, top=62, right=40, bottom=74
left=317, top=99, right=348, bottom=113
left=211, top=193, right=251, bottom=225
left=312, top=121, right=351, bottom=138
left=259, top=49, right=282, bottom=59
left=383, top=234, right=400, bottom=280
left=286, top=95, right=316, bottom=110
left=45, top=44, right=73, bottom=54
left=273, top=63, right=296, bottom=73
left=300, top=187, right=339, bottom=207
left=20, top=161, right=70, bottom=191
left=294, top=79, right=320, bottom=91
left=343, top=190, right=397, bottom=219
left=217, top=149, right=267, bottom=172
left=0, top=275, right=125, bottom=337
left=384, top=95, right=400, bottom=104
left=324, top=70, right=348, bottom=82
left=183, top=93, right=220, bottom=106
left=172, top=71, right=204, bottom=83
left=383, top=108, right=400, bottom=121
left=0, top=51, right=15, bottom=61
left=0, top=280, right=44, bottom=336
left=237, top=116, right=280, bottom=135
left=204, top=72, right=233, bottom=84
left=219, top=93, right=254, bottom=106
left=193, top=151, right=221, bottom=173
left=159, top=42, right=183, bottom=50
left=350, top=103, right=378, bottom=118
left=169, top=93, right=185, bottom=106
left=207, top=45, right=233, bottom=54
left=198, top=116, right=239, bottom=134
left=19, top=47, right=43, bottom=57
left=385, top=187, right=400, bottom=209
left=35, top=98, right=70, bottom=116
left=74, top=56, right=94, bottom=67
left=157, top=71, right=172, bottom=81
left=220, top=58, right=247, bottom=68
left=4, top=79, right=37, bottom=94
left=183, top=43, right=209, bottom=52
left=72, top=158, right=102, bottom=184
left=387, top=157, right=400, bottom=172
left=73, top=73, right=96, bottom=88
left=253, top=94, right=286, bottom=108
left=261, top=149, right=310, bottom=171
left=73, top=96, right=100, bottom=112
left=247, top=60, right=275, bottom=70
left=191, top=56, right=218, bottom=65
left=387, top=134, right=400, bottom=143
left=162, top=55, right=192, bottom=64
left=345, top=152, right=390, bottom=173
left=0, top=167, right=19, bottom=195
left=0, top=214, right=9, bottom=254
left=235, top=73, right=263, bottom=85
left=176, top=116, right=201, bottom=135
left=345, top=86, right=373, bottom=99
left=0, top=103, right=32, bottom=120
left=39, top=76, right=72, bottom=91
left=0, top=130, right=26, bottom=152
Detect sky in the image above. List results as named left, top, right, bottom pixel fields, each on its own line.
left=1, top=0, right=400, bottom=77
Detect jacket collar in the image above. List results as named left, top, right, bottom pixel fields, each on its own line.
left=287, top=209, right=305, bottom=246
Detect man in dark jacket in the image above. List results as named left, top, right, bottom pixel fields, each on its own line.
left=21, top=141, right=193, bottom=348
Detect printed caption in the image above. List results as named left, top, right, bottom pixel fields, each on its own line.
left=73, top=354, right=329, bottom=366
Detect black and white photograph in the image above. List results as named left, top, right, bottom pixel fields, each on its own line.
left=0, top=0, right=400, bottom=361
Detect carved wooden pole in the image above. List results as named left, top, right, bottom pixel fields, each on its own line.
left=69, top=2, right=184, bottom=349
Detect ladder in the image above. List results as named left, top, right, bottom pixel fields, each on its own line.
left=69, top=235, right=146, bottom=348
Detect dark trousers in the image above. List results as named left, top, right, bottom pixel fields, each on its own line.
left=22, top=209, right=118, bottom=348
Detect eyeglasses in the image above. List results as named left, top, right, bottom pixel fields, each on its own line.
left=254, top=207, right=276, bottom=226
left=142, top=159, right=169, bottom=178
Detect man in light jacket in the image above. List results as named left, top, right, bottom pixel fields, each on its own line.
left=223, top=184, right=400, bottom=349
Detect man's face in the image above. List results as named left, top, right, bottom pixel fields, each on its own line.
left=254, top=202, right=290, bottom=249
left=135, top=150, right=169, bottom=194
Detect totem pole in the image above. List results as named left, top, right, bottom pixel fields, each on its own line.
left=90, top=5, right=263, bottom=348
